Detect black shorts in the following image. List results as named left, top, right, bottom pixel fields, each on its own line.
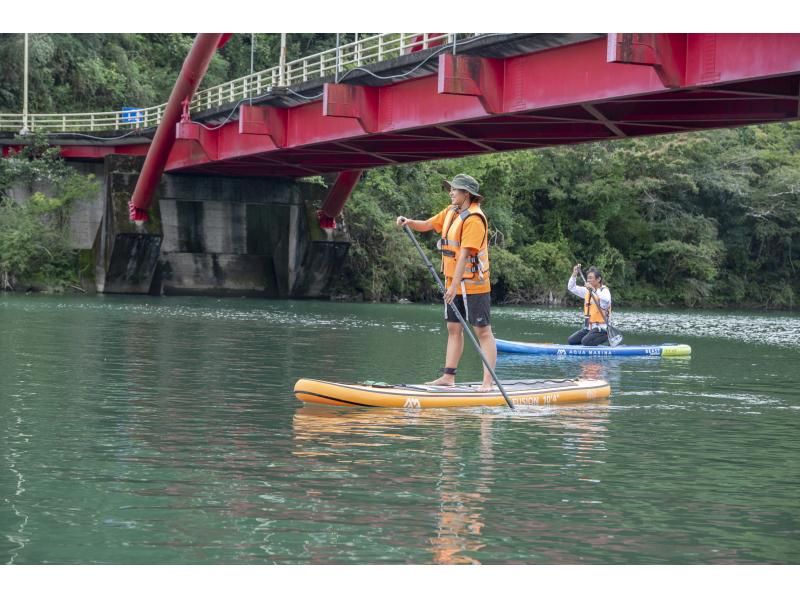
left=445, top=292, right=491, bottom=327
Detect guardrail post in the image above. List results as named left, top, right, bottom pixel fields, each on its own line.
left=335, top=33, right=341, bottom=82
left=279, top=33, right=287, bottom=86
left=378, top=35, right=383, bottom=61
left=90, top=114, right=95, bottom=131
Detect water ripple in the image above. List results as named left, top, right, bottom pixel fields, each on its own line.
left=500, top=306, right=800, bottom=348
left=1, top=294, right=799, bottom=564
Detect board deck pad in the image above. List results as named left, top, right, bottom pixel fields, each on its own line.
left=294, top=377, right=611, bottom=408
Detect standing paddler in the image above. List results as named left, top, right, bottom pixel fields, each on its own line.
left=396, top=174, right=496, bottom=391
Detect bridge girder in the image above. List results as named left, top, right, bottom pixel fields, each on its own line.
left=159, top=34, right=800, bottom=179
left=12, top=34, right=800, bottom=181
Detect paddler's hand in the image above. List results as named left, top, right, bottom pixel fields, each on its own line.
left=572, top=263, right=582, bottom=276
left=396, top=216, right=409, bottom=227
left=443, top=284, right=458, bottom=304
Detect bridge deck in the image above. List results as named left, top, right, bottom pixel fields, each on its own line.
left=2, top=33, right=799, bottom=178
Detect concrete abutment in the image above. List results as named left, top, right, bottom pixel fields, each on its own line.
left=82, top=156, right=350, bottom=298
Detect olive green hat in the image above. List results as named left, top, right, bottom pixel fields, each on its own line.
left=443, top=173, right=482, bottom=198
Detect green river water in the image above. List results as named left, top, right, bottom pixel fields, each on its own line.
left=1, top=294, right=799, bottom=564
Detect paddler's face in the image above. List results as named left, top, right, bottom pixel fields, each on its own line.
left=449, top=187, right=469, bottom=208
left=586, top=273, right=601, bottom=289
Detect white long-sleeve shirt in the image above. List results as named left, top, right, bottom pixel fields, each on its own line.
left=568, top=275, right=612, bottom=330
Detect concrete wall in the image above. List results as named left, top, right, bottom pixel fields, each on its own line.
left=68, top=162, right=105, bottom=249
left=62, top=157, right=351, bottom=298
left=159, top=177, right=282, bottom=296
left=93, top=155, right=163, bottom=294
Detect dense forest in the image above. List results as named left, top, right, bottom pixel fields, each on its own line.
left=0, top=33, right=342, bottom=113
left=0, top=34, right=798, bottom=308
left=338, top=124, right=800, bottom=309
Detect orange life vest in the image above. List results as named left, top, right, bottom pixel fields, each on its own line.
left=584, top=285, right=611, bottom=327
left=436, top=204, right=490, bottom=284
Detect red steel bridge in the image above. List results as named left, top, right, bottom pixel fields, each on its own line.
left=2, top=33, right=800, bottom=224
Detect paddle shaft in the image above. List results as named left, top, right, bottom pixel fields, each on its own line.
left=402, top=225, right=514, bottom=409
left=578, top=269, right=621, bottom=338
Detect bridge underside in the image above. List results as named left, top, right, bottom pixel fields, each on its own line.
left=7, top=34, right=800, bottom=177
left=62, top=35, right=800, bottom=176
left=181, top=76, right=800, bottom=178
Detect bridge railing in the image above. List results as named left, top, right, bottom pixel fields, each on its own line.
left=190, top=33, right=460, bottom=111
left=0, top=33, right=474, bottom=134
left=0, top=104, right=169, bottom=134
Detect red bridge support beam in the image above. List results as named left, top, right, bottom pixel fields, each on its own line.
left=437, top=53, right=504, bottom=114
left=147, top=34, right=800, bottom=176
left=607, top=33, right=687, bottom=88
left=318, top=170, right=363, bottom=229
left=128, top=33, right=227, bottom=221
left=238, top=104, right=288, bottom=147
left=323, top=84, right=379, bottom=133
left=175, top=119, right=219, bottom=160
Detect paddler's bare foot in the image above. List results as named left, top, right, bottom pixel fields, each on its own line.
left=477, top=383, right=494, bottom=392
left=426, top=375, right=455, bottom=386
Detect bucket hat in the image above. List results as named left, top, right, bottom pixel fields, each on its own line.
left=443, top=173, right=482, bottom=198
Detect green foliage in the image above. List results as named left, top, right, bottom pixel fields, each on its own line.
left=333, top=168, right=438, bottom=302
left=0, top=133, right=98, bottom=291
left=485, top=241, right=572, bottom=304
left=0, top=195, right=76, bottom=290
left=336, top=122, right=800, bottom=308
left=489, top=246, right=534, bottom=303
left=0, top=33, right=342, bottom=114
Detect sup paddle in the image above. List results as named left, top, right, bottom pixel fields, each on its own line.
left=402, top=224, right=515, bottom=410
left=578, top=269, right=623, bottom=347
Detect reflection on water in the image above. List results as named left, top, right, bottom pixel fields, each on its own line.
left=499, top=353, right=630, bottom=388
left=1, top=294, right=799, bottom=564
left=579, top=361, right=605, bottom=381
left=431, top=416, right=492, bottom=564
left=13, top=296, right=798, bottom=347
left=4, top=390, right=29, bottom=565
left=292, top=402, right=611, bottom=564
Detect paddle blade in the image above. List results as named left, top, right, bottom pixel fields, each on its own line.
left=608, top=329, right=623, bottom=347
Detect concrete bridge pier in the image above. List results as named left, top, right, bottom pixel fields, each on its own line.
left=93, top=156, right=163, bottom=294
left=90, top=155, right=350, bottom=298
